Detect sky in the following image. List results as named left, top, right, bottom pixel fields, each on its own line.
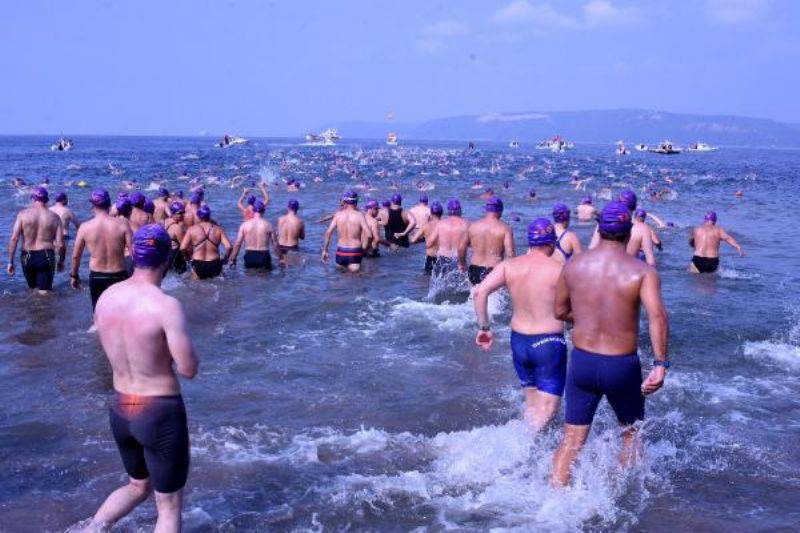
left=0, top=0, right=798, bottom=136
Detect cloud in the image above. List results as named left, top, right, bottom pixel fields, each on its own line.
left=583, top=0, right=639, bottom=27
left=491, top=0, right=638, bottom=30
left=421, top=20, right=470, bottom=38
left=706, top=0, right=769, bottom=24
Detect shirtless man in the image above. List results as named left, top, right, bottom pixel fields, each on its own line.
left=634, top=209, right=662, bottom=252
left=7, top=187, right=65, bottom=294
left=689, top=211, right=743, bottom=273
left=474, top=218, right=565, bottom=430
left=89, top=224, right=198, bottom=533
left=428, top=198, right=469, bottom=275
left=184, top=190, right=204, bottom=228
left=152, top=188, right=171, bottom=224
left=276, top=199, right=305, bottom=263
left=163, top=202, right=188, bottom=274
left=411, top=200, right=443, bottom=273
left=576, top=196, right=596, bottom=222
left=552, top=203, right=582, bottom=264
left=179, top=205, right=231, bottom=280
left=70, top=190, right=133, bottom=310
left=237, top=184, right=269, bottom=221
left=384, top=194, right=416, bottom=250
left=129, top=192, right=153, bottom=232
left=550, top=201, right=669, bottom=487
left=408, top=195, right=431, bottom=242
left=230, top=200, right=278, bottom=270
left=50, top=192, right=80, bottom=241
left=589, top=190, right=655, bottom=266
left=466, top=197, right=515, bottom=285
left=364, top=200, right=385, bottom=258
left=321, top=191, right=370, bottom=273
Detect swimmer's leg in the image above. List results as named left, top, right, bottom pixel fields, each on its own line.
left=154, top=489, right=183, bottom=533
left=523, top=388, right=560, bottom=432
left=347, top=263, right=361, bottom=273
left=687, top=262, right=699, bottom=274
left=620, top=425, right=642, bottom=469
left=93, top=477, right=152, bottom=528
left=550, top=424, right=591, bottom=487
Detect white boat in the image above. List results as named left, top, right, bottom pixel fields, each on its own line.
left=386, top=132, right=398, bottom=146
left=634, top=143, right=648, bottom=152
left=509, top=140, right=520, bottom=149
left=536, top=136, right=573, bottom=152
left=305, top=128, right=341, bottom=146
left=50, top=138, right=73, bottom=151
left=649, top=140, right=682, bottom=155
left=217, top=134, right=248, bottom=148
left=687, top=142, right=718, bottom=152
left=616, top=141, right=628, bottom=155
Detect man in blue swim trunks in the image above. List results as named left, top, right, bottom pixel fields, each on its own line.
left=473, top=218, right=566, bottom=430
left=550, top=201, right=669, bottom=487
left=321, top=190, right=371, bottom=273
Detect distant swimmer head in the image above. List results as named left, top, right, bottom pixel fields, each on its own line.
left=197, top=205, right=212, bottom=221
left=55, top=191, right=68, bottom=204
left=176, top=190, right=184, bottom=199
left=598, top=201, right=633, bottom=239
left=419, top=194, right=428, bottom=205
left=342, top=190, right=359, bottom=205
left=246, top=194, right=256, bottom=206
left=581, top=195, right=592, bottom=205
left=552, top=203, right=570, bottom=223
left=430, top=201, right=444, bottom=216
left=485, top=197, right=504, bottom=213
left=170, top=201, right=185, bottom=216
left=253, top=199, right=266, bottom=214
left=528, top=189, right=537, bottom=198
left=31, top=186, right=49, bottom=204
left=365, top=199, right=379, bottom=210
left=130, top=191, right=146, bottom=209
left=391, top=193, right=402, bottom=205
left=90, top=189, right=111, bottom=210
left=704, top=211, right=717, bottom=224
left=143, top=199, right=155, bottom=214
left=287, top=199, right=300, bottom=212
left=527, top=218, right=556, bottom=247
left=117, top=191, right=129, bottom=200
left=447, top=198, right=462, bottom=216
left=132, top=224, right=172, bottom=269
left=618, top=189, right=638, bottom=211
left=191, top=189, right=204, bottom=204
left=634, top=208, right=647, bottom=220
left=115, top=198, right=132, bottom=218
left=158, top=187, right=169, bottom=198
left=381, top=200, right=390, bottom=208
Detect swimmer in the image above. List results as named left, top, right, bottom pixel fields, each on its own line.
left=411, top=201, right=444, bottom=273
left=230, top=200, right=278, bottom=271
left=184, top=190, right=204, bottom=227
left=377, top=200, right=391, bottom=227
left=152, top=187, right=171, bottom=223
left=163, top=202, right=188, bottom=274
left=634, top=209, right=663, bottom=252
left=321, top=191, right=370, bottom=273
left=408, top=195, right=431, bottom=242
left=179, top=205, right=231, bottom=280
left=551, top=203, right=582, bottom=264
left=688, top=211, right=743, bottom=273
left=478, top=188, right=494, bottom=200
left=129, top=192, right=153, bottom=232
left=550, top=201, right=669, bottom=487
left=527, top=189, right=537, bottom=202
left=589, top=190, right=655, bottom=266
left=50, top=192, right=80, bottom=241
left=89, top=224, right=198, bottom=533
left=71, top=190, right=133, bottom=310
left=363, top=200, right=385, bottom=258
left=7, top=187, right=65, bottom=294
left=384, top=194, right=416, bottom=250
left=473, top=218, right=565, bottom=430
left=276, top=199, right=305, bottom=264
left=237, top=183, right=269, bottom=220
left=428, top=198, right=469, bottom=275
left=576, top=196, right=596, bottom=222
left=466, top=197, right=515, bottom=285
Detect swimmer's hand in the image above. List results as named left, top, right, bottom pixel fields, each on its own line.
left=321, top=250, right=329, bottom=263
left=70, top=275, right=81, bottom=289
left=641, top=366, right=666, bottom=395
left=393, top=232, right=404, bottom=239
left=475, top=330, right=494, bottom=351
left=7, top=263, right=14, bottom=276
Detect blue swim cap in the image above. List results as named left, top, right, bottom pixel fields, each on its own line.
left=419, top=194, right=428, bottom=204
left=55, top=191, right=68, bottom=204
left=90, top=189, right=111, bottom=209
left=143, top=199, right=155, bottom=214
left=598, top=201, right=633, bottom=235
left=342, top=190, right=358, bottom=205
left=552, top=203, right=570, bottom=223
left=581, top=195, right=592, bottom=205
left=287, top=199, right=299, bottom=211
left=158, top=187, right=169, bottom=198
left=365, top=199, right=379, bottom=210
left=381, top=200, right=390, bottom=208
left=485, top=197, right=503, bottom=213
left=191, top=190, right=204, bottom=205
left=447, top=198, right=462, bottom=216
left=253, top=199, right=266, bottom=214
left=170, top=201, right=185, bottom=215
left=528, top=218, right=556, bottom=247
left=618, top=189, right=637, bottom=211
left=634, top=208, right=647, bottom=220
left=130, top=191, right=146, bottom=208
left=31, top=186, right=49, bottom=203
left=197, top=205, right=211, bottom=221
left=132, top=224, right=171, bottom=269
left=116, top=198, right=132, bottom=217
left=391, top=193, right=402, bottom=205
left=430, top=201, right=443, bottom=216
left=705, top=211, right=717, bottom=223
left=246, top=194, right=256, bottom=206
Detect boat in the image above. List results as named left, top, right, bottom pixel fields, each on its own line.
left=50, top=138, right=73, bottom=152
left=634, top=143, right=648, bottom=152
left=649, top=140, right=682, bottom=155
left=687, top=142, right=718, bottom=152
left=386, top=132, right=398, bottom=146
left=305, top=128, right=341, bottom=146
left=217, top=134, right=248, bottom=148
left=536, top=135, right=573, bottom=152
left=509, top=140, right=520, bottom=149
left=616, top=141, right=628, bottom=155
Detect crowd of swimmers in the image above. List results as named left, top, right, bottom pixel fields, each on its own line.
left=5, top=183, right=745, bottom=531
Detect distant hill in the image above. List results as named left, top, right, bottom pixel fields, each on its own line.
left=323, top=109, right=800, bottom=147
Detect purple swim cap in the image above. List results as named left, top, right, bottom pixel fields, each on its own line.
left=552, top=203, right=570, bottom=223
left=618, top=189, right=638, bottom=211
left=528, top=218, right=556, bottom=247
left=342, top=190, right=358, bottom=205
left=529, top=189, right=537, bottom=198
left=130, top=191, right=146, bottom=209
left=132, top=224, right=171, bottom=269
left=246, top=195, right=256, bottom=206
left=253, top=199, right=266, bottom=214
left=287, top=199, right=300, bottom=211
left=447, top=198, right=462, bottom=216
left=117, top=191, right=129, bottom=200
left=158, top=187, right=169, bottom=198
left=170, top=201, right=185, bottom=215
left=419, top=194, right=428, bottom=204
left=55, top=192, right=68, bottom=204
left=430, top=201, right=444, bottom=216
left=143, top=199, right=155, bottom=214
left=485, top=197, right=504, bottom=213
left=705, top=211, right=717, bottom=223
left=31, top=186, right=49, bottom=203
left=381, top=200, right=391, bottom=208
left=197, top=205, right=211, bottom=221
left=391, top=193, right=402, bottom=205
left=90, top=189, right=111, bottom=209
left=634, top=208, right=647, bottom=220
left=176, top=190, right=184, bottom=199
left=581, top=195, right=592, bottom=205
left=598, top=201, right=633, bottom=235
left=116, top=198, right=132, bottom=217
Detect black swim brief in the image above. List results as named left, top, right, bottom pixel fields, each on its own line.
left=692, top=255, right=719, bottom=273
left=278, top=244, right=299, bottom=255
left=89, top=270, right=129, bottom=310
left=192, top=259, right=222, bottom=279
left=243, top=250, right=272, bottom=270
left=424, top=255, right=437, bottom=274
left=21, top=250, right=56, bottom=291
left=468, top=265, right=493, bottom=285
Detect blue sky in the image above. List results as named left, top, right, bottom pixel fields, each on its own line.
left=0, top=0, right=797, bottom=135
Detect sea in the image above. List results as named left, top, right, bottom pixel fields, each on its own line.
left=0, top=136, right=798, bottom=532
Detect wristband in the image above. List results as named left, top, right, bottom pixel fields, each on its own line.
left=479, top=325, right=491, bottom=332
left=653, top=360, right=671, bottom=368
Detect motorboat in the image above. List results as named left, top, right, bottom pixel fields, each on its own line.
left=509, top=139, right=520, bottom=149
left=305, top=128, right=341, bottom=146
left=386, top=132, right=398, bottom=146
left=50, top=138, right=73, bottom=151
left=616, top=141, right=628, bottom=155
left=634, top=143, right=648, bottom=152
left=536, top=136, right=573, bottom=152
left=649, top=140, right=682, bottom=155
left=217, top=134, right=248, bottom=148
left=686, top=142, right=718, bottom=152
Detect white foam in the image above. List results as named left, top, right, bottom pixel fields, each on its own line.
left=743, top=340, right=800, bottom=370
left=718, top=266, right=760, bottom=280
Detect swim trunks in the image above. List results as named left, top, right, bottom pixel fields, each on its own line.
left=20, top=250, right=55, bottom=291
left=89, top=270, right=129, bottom=310
left=510, top=331, right=567, bottom=395
left=278, top=244, right=299, bottom=255
left=564, top=347, right=644, bottom=426
left=192, top=259, right=222, bottom=279
left=692, top=255, right=719, bottom=273
left=109, top=392, right=190, bottom=494
left=468, top=265, right=493, bottom=285
left=243, top=250, right=272, bottom=270
left=424, top=255, right=438, bottom=274
left=335, top=247, right=364, bottom=267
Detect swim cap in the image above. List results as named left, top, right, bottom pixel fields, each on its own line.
left=253, top=199, right=266, bottom=214
left=55, top=192, right=68, bottom=204
left=485, top=197, right=504, bottom=213
left=143, top=199, right=155, bottom=214
left=287, top=199, right=300, bottom=211
left=365, top=199, right=379, bottom=210
left=116, top=198, right=132, bottom=217
left=170, top=201, right=185, bottom=215
left=117, top=191, right=129, bottom=200
left=552, top=203, right=570, bottom=223
left=430, top=201, right=444, bottom=216
left=419, top=194, right=428, bottom=204
left=581, top=195, right=592, bottom=205
left=618, top=189, right=637, bottom=211
left=381, top=200, right=391, bottom=208
left=705, top=211, right=717, bottom=223
left=31, top=186, right=49, bottom=203
left=246, top=194, right=256, bottom=206
left=529, top=189, right=537, bottom=198
left=634, top=208, right=647, bottom=220
left=447, top=198, right=462, bottom=216
left=197, top=205, right=211, bottom=221
left=130, top=191, right=146, bottom=208
left=90, top=189, right=111, bottom=209
left=391, top=193, right=402, bottom=205
left=191, top=189, right=204, bottom=204
left=598, top=201, right=633, bottom=235
left=342, top=190, right=358, bottom=205
left=158, top=187, right=169, bottom=198
left=527, top=218, right=556, bottom=247
left=132, top=224, right=171, bottom=269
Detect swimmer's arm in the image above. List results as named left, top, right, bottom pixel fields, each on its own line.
left=554, top=271, right=573, bottom=322
left=360, top=216, right=371, bottom=250
left=236, top=188, right=249, bottom=212
left=369, top=220, right=382, bottom=247
left=473, top=263, right=506, bottom=329
left=427, top=224, right=439, bottom=249
left=299, top=221, right=305, bottom=241
left=54, top=219, right=65, bottom=268
left=229, top=225, right=245, bottom=265
left=220, top=229, right=233, bottom=263
left=569, top=232, right=583, bottom=255
left=457, top=231, right=469, bottom=269
left=504, top=227, right=516, bottom=258
left=259, top=183, right=270, bottom=206
left=720, top=228, right=744, bottom=256
left=162, top=299, right=198, bottom=379
left=642, top=230, right=656, bottom=267
left=646, top=213, right=667, bottom=229
left=124, top=223, right=133, bottom=257
left=399, top=212, right=416, bottom=237
left=179, top=230, right=192, bottom=257
left=321, top=217, right=336, bottom=258
left=641, top=269, right=668, bottom=360
left=588, top=226, right=599, bottom=249
left=410, top=224, right=426, bottom=244
left=7, top=215, right=22, bottom=266
left=70, top=228, right=86, bottom=279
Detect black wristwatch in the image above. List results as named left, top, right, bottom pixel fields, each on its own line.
left=479, top=325, right=491, bottom=332
left=653, top=360, right=671, bottom=368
